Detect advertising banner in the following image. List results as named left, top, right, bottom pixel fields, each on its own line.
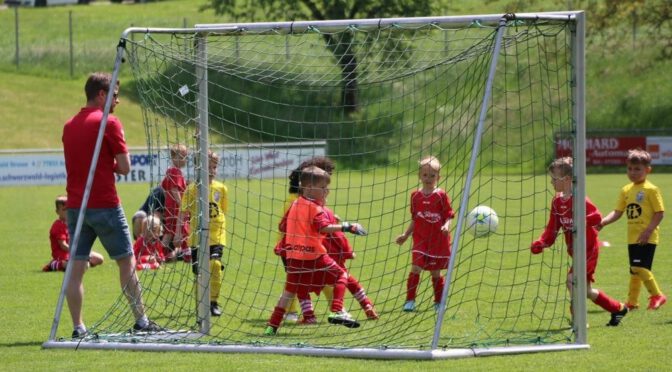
left=0, top=142, right=326, bottom=187
left=555, top=136, right=647, bottom=165
left=646, top=137, right=672, bottom=165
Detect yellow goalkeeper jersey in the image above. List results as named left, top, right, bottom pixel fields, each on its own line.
left=182, top=179, right=228, bottom=247
left=615, top=180, right=664, bottom=245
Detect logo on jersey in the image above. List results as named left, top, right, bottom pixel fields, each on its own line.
left=626, top=203, right=642, bottom=220
left=209, top=202, right=220, bottom=218
left=417, top=211, right=442, bottom=224
left=636, top=191, right=644, bottom=203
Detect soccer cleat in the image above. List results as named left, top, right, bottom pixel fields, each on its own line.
left=402, top=300, right=416, bottom=312
left=625, top=302, right=639, bottom=310
left=132, top=319, right=164, bottom=333
left=298, top=316, right=318, bottom=325
left=327, top=311, right=360, bottom=328
left=264, top=326, right=278, bottom=335
left=433, top=302, right=444, bottom=312
left=648, top=294, right=667, bottom=310
left=364, top=304, right=379, bottom=320
left=284, top=312, right=299, bottom=323
left=210, top=302, right=222, bottom=317
left=606, top=306, right=628, bottom=327
left=71, top=328, right=88, bottom=339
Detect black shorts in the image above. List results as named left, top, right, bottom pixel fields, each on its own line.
left=210, top=244, right=224, bottom=260
left=628, top=243, right=657, bottom=270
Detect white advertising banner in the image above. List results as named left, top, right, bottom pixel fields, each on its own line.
left=647, top=137, right=672, bottom=165
left=0, top=142, right=326, bottom=187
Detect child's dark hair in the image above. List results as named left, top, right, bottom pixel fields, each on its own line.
left=55, top=195, right=67, bottom=209
left=288, top=156, right=335, bottom=194
left=548, top=157, right=573, bottom=177
left=626, top=148, right=652, bottom=166
left=299, top=166, right=330, bottom=188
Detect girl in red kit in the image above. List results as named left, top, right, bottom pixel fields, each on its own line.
left=530, top=157, right=627, bottom=326
left=396, top=156, right=454, bottom=312
left=134, top=216, right=166, bottom=271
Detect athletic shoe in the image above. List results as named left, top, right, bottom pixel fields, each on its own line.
left=132, top=319, right=164, bottom=333
left=327, top=311, right=360, bottom=328
left=71, top=328, right=88, bottom=339
left=210, top=302, right=222, bottom=316
left=284, top=312, right=299, bottom=323
left=364, top=304, right=379, bottom=320
left=402, top=300, right=416, bottom=312
left=648, top=294, right=667, bottom=310
left=298, top=316, right=317, bottom=325
left=264, top=326, right=277, bottom=335
left=434, top=302, right=444, bottom=312
left=606, top=306, right=628, bottom=327
left=625, top=302, right=639, bottom=310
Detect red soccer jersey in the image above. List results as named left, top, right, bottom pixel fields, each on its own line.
left=49, top=219, right=70, bottom=261
left=322, top=206, right=354, bottom=265
left=133, top=236, right=166, bottom=262
left=62, top=107, right=128, bottom=208
left=161, top=166, right=186, bottom=218
left=410, top=188, right=455, bottom=258
left=535, top=194, right=602, bottom=258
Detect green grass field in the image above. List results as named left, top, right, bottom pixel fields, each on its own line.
left=2, top=173, right=672, bottom=370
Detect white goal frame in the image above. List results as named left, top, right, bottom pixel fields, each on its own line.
left=44, top=11, right=588, bottom=359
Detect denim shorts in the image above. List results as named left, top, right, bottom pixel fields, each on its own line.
left=67, top=206, right=133, bottom=261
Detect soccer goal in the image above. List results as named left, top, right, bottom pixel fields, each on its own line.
left=44, top=11, right=589, bottom=359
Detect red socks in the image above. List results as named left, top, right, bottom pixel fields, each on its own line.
left=406, top=272, right=421, bottom=301
left=593, top=290, right=622, bottom=313
left=432, top=276, right=446, bottom=304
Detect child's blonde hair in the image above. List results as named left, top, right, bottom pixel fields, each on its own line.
left=299, top=165, right=331, bottom=188
left=55, top=195, right=67, bottom=209
left=143, top=215, right=163, bottom=237
left=170, top=144, right=188, bottom=159
left=419, top=156, right=441, bottom=172
left=626, top=148, right=652, bottom=166
left=548, top=156, right=573, bottom=177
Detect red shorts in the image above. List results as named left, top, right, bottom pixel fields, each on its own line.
left=285, top=255, right=346, bottom=296
left=412, top=250, right=449, bottom=271
left=569, top=250, right=598, bottom=283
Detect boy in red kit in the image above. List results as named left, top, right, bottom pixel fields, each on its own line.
left=161, top=144, right=190, bottom=261
left=44, top=195, right=104, bottom=272
left=265, top=166, right=366, bottom=335
left=531, top=157, right=628, bottom=326
left=133, top=216, right=166, bottom=271
left=396, top=156, right=455, bottom=312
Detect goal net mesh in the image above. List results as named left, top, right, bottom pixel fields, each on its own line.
left=70, top=15, right=578, bottom=352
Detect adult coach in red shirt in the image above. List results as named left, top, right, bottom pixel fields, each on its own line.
left=62, top=72, right=162, bottom=339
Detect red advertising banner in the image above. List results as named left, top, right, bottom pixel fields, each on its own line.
left=555, top=136, right=647, bottom=165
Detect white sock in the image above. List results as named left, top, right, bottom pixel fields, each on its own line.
left=136, top=316, right=149, bottom=328
left=74, top=324, right=87, bottom=333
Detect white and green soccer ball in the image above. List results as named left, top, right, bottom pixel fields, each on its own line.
left=466, top=205, right=499, bottom=238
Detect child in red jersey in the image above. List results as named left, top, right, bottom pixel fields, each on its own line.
left=161, top=144, right=190, bottom=261
left=43, top=195, right=104, bottom=272
left=133, top=215, right=166, bottom=271
left=396, top=156, right=455, bottom=312
left=265, top=166, right=366, bottom=335
left=531, top=157, right=628, bottom=326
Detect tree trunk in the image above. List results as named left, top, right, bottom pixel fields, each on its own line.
left=323, top=33, right=359, bottom=114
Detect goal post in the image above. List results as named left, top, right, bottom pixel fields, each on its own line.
left=44, top=11, right=588, bottom=359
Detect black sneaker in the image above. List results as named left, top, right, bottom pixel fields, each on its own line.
left=210, top=302, right=222, bottom=317
left=607, top=306, right=628, bottom=326
left=132, top=319, right=164, bottom=333
left=71, top=328, right=88, bottom=339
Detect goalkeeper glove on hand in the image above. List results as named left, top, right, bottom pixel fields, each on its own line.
left=342, top=222, right=368, bottom=236
left=530, top=241, right=546, bottom=254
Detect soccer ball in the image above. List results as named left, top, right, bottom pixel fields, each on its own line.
left=466, top=205, right=498, bottom=238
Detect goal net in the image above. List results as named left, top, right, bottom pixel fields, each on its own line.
left=45, top=12, right=588, bottom=359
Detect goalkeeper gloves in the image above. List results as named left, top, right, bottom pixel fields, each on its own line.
left=530, top=240, right=546, bottom=254
left=342, top=222, right=368, bottom=236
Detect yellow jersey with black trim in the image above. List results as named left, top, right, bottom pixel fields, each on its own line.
left=182, top=180, right=229, bottom=247
left=615, top=180, right=664, bottom=244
